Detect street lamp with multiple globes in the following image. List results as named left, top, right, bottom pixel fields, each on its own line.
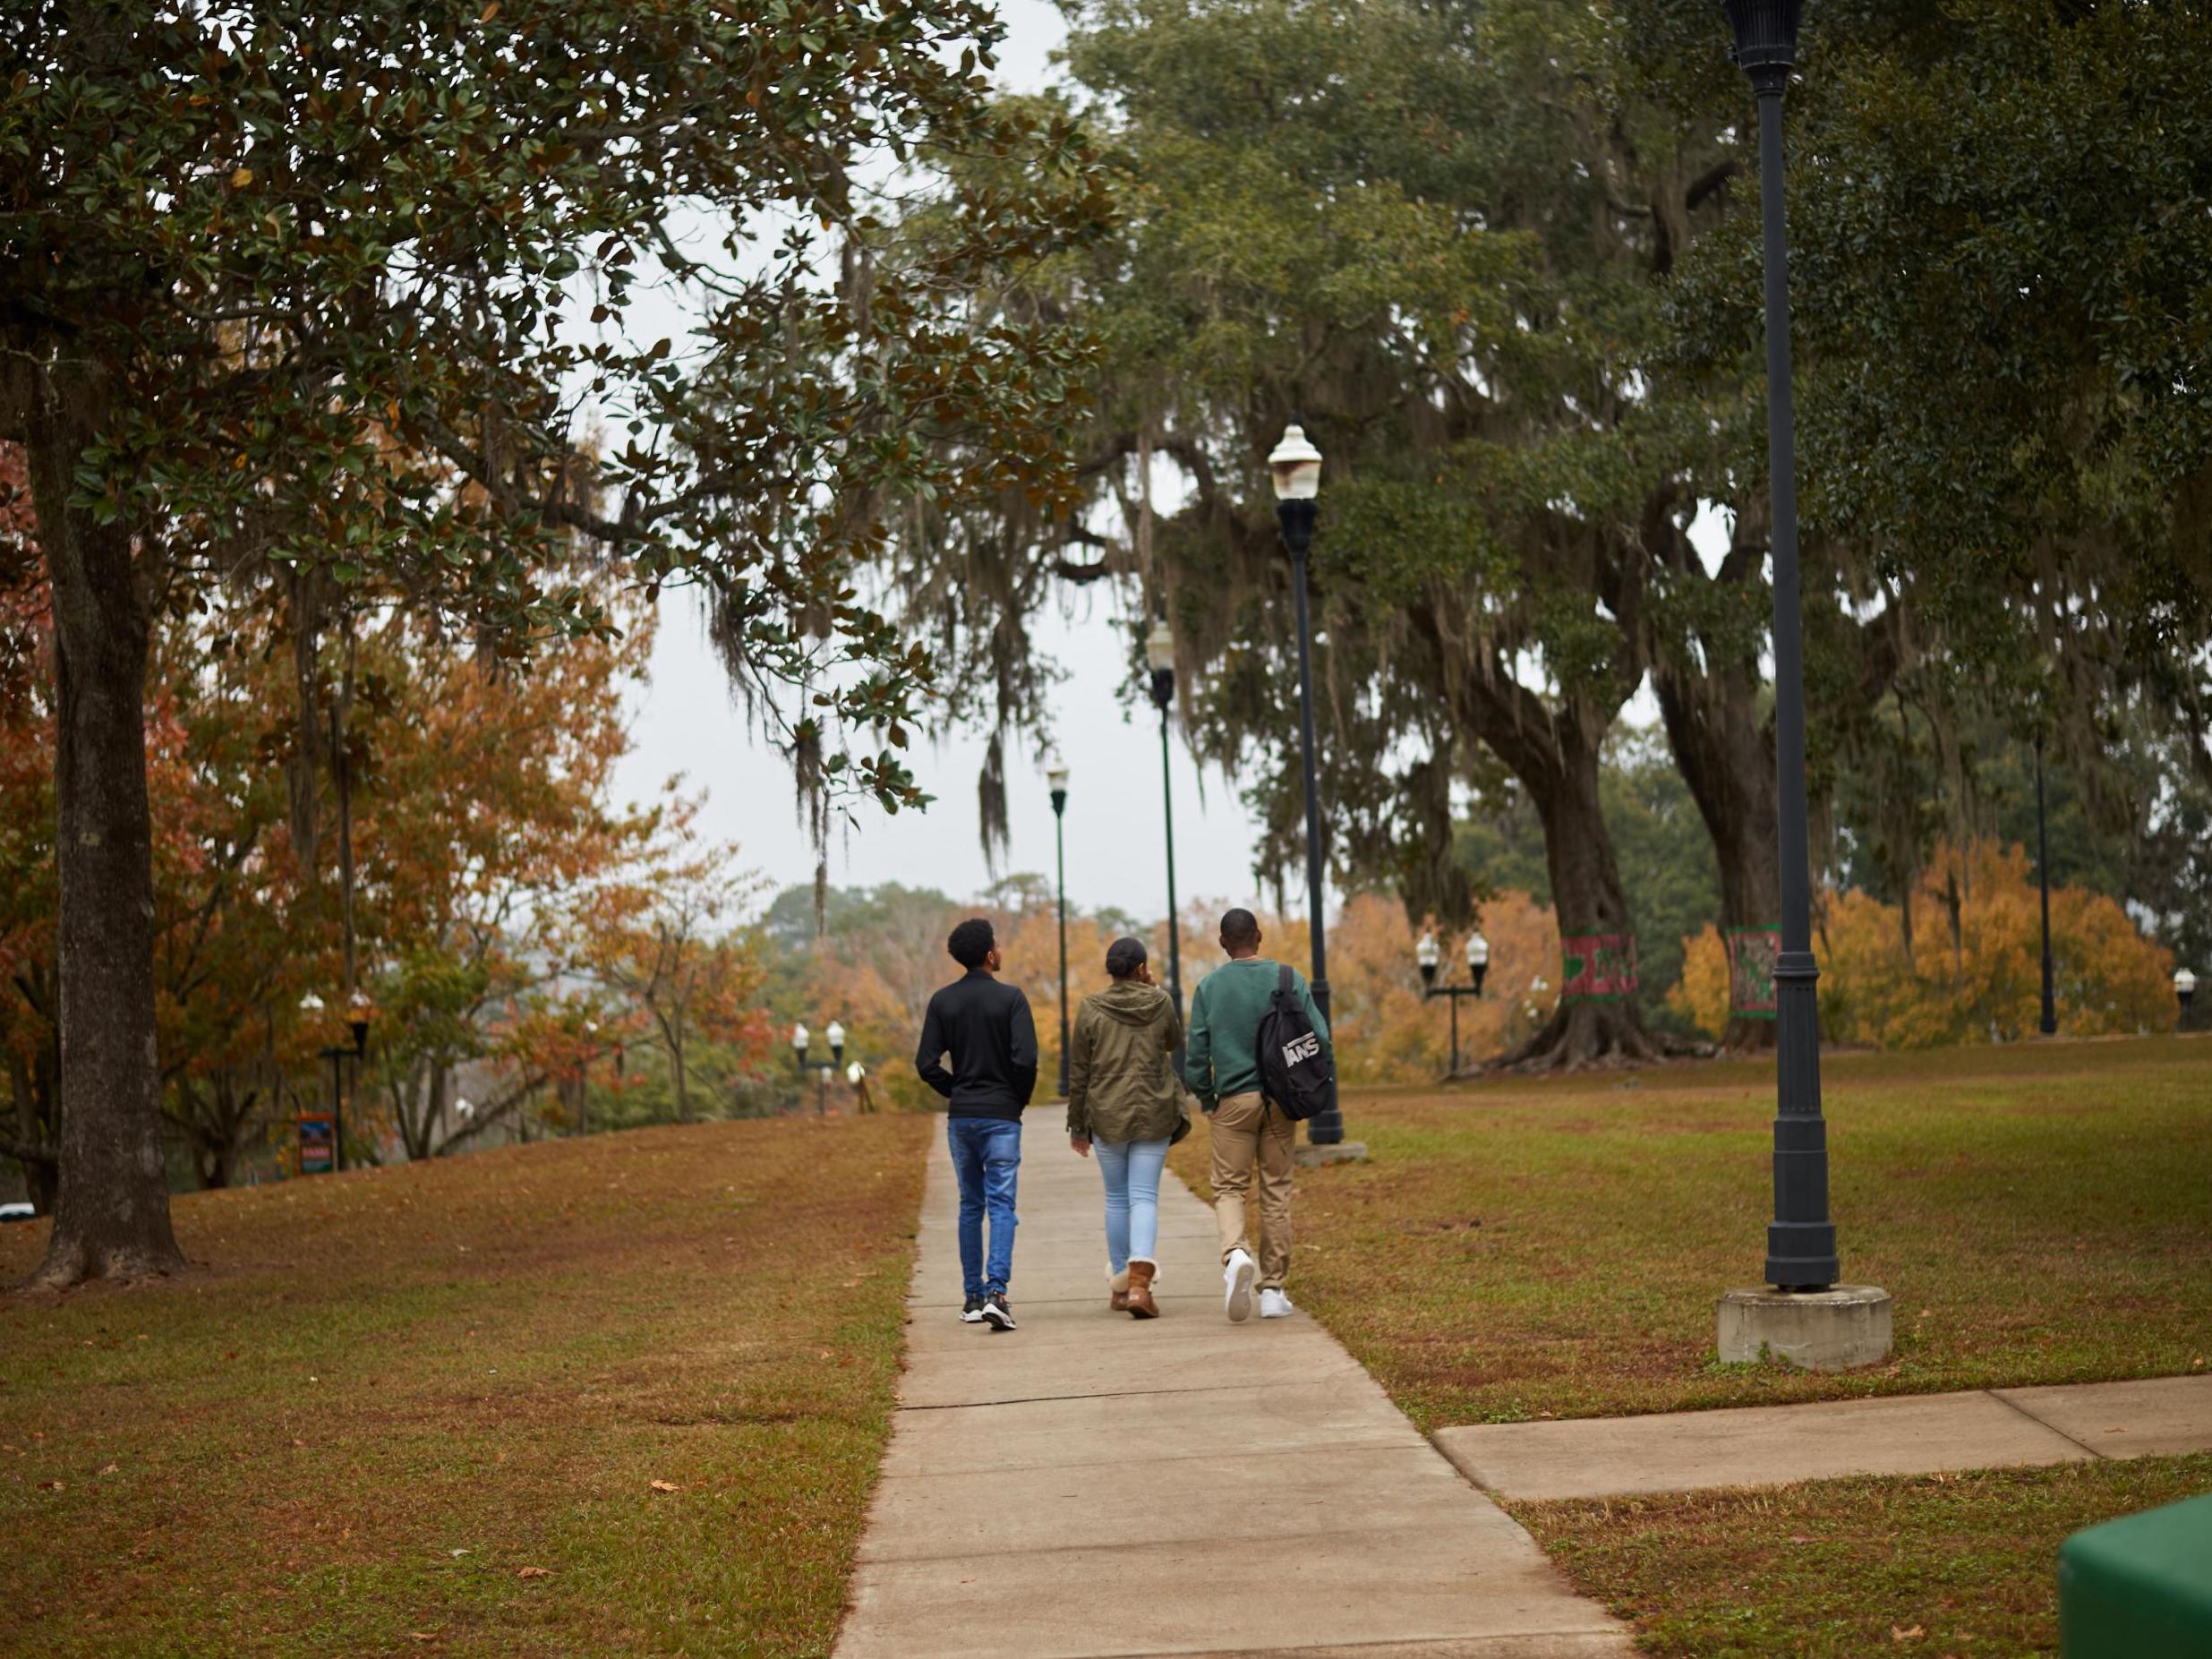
left=1268, top=420, right=1349, bottom=1149
left=1714, top=0, right=1888, bottom=1364
left=1049, top=760, right=1073, bottom=1097
left=1416, top=930, right=1490, bottom=1080
left=790, top=1021, right=846, bottom=1114
left=299, top=990, right=372, bottom=1173
left=1145, top=620, right=1185, bottom=1057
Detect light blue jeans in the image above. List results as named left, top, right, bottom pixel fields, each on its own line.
left=1095, top=1136, right=1172, bottom=1275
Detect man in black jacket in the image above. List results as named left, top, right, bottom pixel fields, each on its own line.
left=916, top=918, right=1038, bottom=1330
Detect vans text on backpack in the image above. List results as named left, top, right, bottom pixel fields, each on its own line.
left=1256, top=963, right=1335, bottom=1122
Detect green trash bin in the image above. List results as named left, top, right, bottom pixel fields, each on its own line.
left=2058, top=1490, right=2212, bottom=1657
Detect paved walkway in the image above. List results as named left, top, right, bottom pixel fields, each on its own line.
left=833, top=1130, right=1631, bottom=1659
left=1437, top=1374, right=2212, bottom=1502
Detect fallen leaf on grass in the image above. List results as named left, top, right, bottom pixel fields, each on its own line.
left=409, top=1636, right=439, bottom=1645
left=38, top=1480, right=63, bottom=1491
left=649, top=1479, right=679, bottom=1493
left=517, top=1566, right=553, bottom=1579
left=98, top=1463, right=119, bottom=1476
left=1892, top=1626, right=1924, bottom=1643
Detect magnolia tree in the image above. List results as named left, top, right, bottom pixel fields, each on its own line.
left=0, top=2, right=1104, bottom=1286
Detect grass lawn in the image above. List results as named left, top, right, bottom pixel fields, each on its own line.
left=0, top=1113, right=930, bottom=1658
left=1516, top=1452, right=2212, bottom=1657
left=1170, top=1034, right=2212, bottom=1657
left=1197, top=1035, right=2212, bottom=1430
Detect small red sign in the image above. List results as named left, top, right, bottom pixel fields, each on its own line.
left=299, top=1116, right=335, bottom=1176
left=1560, top=933, right=1638, bottom=1002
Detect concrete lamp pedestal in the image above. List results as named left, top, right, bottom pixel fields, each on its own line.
left=1294, top=1141, right=1369, bottom=1167
left=1719, top=1285, right=1893, bottom=1372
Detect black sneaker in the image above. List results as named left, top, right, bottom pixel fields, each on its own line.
left=960, top=1295, right=986, bottom=1323
left=980, top=1293, right=1016, bottom=1331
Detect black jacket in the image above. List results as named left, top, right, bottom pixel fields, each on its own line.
left=916, top=970, right=1038, bottom=1119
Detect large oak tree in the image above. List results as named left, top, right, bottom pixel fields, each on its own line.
left=0, top=0, right=1103, bottom=1284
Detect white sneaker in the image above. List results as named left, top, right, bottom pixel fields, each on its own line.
left=1259, top=1288, right=1295, bottom=1319
left=1223, top=1249, right=1256, bottom=1323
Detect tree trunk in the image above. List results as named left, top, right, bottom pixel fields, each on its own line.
left=22, top=360, right=184, bottom=1287
left=1654, top=655, right=1781, bottom=1052
left=669, top=1022, right=690, bottom=1124
left=1494, top=710, right=1664, bottom=1068
left=1422, top=596, right=1659, bottom=1069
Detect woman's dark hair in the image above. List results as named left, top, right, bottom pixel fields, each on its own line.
left=947, top=918, right=996, bottom=969
left=1105, top=936, right=1149, bottom=979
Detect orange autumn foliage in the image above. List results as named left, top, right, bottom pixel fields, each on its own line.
left=796, top=885, right=1567, bottom=1105
left=1251, top=891, right=1561, bottom=1084
left=1670, top=841, right=2174, bottom=1048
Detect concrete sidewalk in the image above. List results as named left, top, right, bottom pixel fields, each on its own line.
left=1437, top=1373, right=2212, bottom=1502
left=833, top=1125, right=1631, bottom=1659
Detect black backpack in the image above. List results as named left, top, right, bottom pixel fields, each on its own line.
left=1255, top=963, right=1335, bottom=1122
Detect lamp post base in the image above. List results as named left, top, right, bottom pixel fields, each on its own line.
left=1718, top=1284, right=1893, bottom=1373
left=1294, top=1140, right=1369, bottom=1168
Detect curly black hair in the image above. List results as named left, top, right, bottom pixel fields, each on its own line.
left=947, top=917, right=996, bottom=969
left=1105, top=936, right=1149, bottom=979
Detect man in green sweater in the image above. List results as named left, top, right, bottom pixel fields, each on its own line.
left=1183, top=908, right=1333, bottom=1322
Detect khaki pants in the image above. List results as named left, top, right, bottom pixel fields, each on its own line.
left=1208, top=1091, right=1294, bottom=1290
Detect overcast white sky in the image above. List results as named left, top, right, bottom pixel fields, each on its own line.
left=611, top=3, right=1281, bottom=919
left=609, top=4, right=1698, bottom=924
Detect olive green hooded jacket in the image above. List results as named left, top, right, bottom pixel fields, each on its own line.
left=1064, top=980, right=1191, bottom=1145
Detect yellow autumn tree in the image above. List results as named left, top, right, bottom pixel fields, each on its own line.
left=1671, top=841, right=2174, bottom=1048
left=1243, top=889, right=1560, bottom=1084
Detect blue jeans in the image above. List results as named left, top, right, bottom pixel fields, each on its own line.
left=1095, top=1136, right=1172, bottom=1276
left=947, top=1116, right=1022, bottom=1297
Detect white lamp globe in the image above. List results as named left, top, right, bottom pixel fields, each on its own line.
left=1145, top=619, right=1175, bottom=675
left=1268, top=423, right=1323, bottom=501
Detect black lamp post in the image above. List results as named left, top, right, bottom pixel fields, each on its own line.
left=1146, top=620, right=1186, bottom=1065
left=2036, top=735, right=2057, bottom=1036
left=1269, top=422, right=1345, bottom=1146
left=1417, top=930, right=1490, bottom=1080
left=1724, top=0, right=1838, bottom=1291
left=303, top=992, right=372, bottom=1173
left=1050, top=760, right=1072, bottom=1097
left=792, top=1022, right=841, bottom=1113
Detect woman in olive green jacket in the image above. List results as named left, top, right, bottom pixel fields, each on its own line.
left=1067, top=936, right=1191, bottom=1318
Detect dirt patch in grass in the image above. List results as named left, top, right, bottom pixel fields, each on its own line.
left=1514, top=1453, right=2212, bottom=1657
left=0, top=1113, right=930, bottom=1658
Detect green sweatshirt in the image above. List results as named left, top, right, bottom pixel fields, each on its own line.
left=1183, top=957, right=1333, bottom=1110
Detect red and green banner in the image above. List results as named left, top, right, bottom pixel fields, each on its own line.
left=1727, top=927, right=1781, bottom=1020
left=1561, top=933, right=1638, bottom=1001
left=298, top=1116, right=335, bottom=1176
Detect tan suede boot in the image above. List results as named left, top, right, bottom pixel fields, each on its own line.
left=1108, top=1268, right=1130, bottom=1313
left=1125, top=1259, right=1159, bottom=1319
